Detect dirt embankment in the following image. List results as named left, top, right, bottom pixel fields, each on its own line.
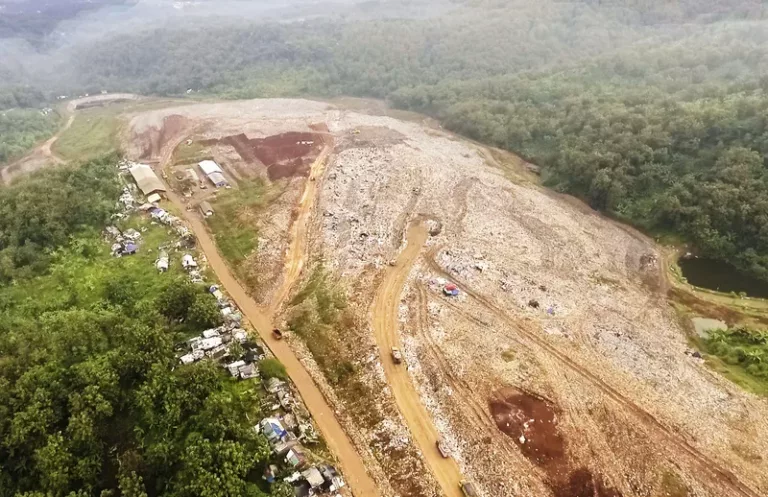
left=203, top=128, right=327, bottom=181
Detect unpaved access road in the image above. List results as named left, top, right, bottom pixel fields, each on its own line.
left=158, top=151, right=381, bottom=497
left=372, top=222, right=465, bottom=497
left=1, top=112, right=72, bottom=185
left=270, top=145, right=332, bottom=313
left=424, top=251, right=763, bottom=497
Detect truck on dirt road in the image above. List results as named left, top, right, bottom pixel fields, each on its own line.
left=272, top=328, right=284, bottom=340
left=436, top=439, right=450, bottom=458
left=391, top=347, right=403, bottom=364
left=460, top=481, right=479, bottom=497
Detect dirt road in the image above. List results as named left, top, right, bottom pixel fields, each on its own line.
left=2, top=93, right=137, bottom=185
left=1, top=111, right=73, bottom=185
left=158, top=144, right=380, bottom=497
left=271, top=145, right=332, bottom=313
left=424, top=251, right=763, bottom=497
left=372, top=222, right=465, bottom=497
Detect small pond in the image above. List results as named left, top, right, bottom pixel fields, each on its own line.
left=678, top=257, right=768, bottom=298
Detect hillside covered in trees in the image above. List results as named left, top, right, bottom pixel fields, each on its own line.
left=4, top=0, right=768, bottom=277
left=0, top=160, right=294, bottom=497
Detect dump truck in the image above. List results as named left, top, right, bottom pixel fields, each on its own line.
left=272, top=328, right=284, bottom=340
left=460, top=481, right=479, bottom=497
left=391, top=347, right=403, bottom=364
left=436, top=439, right=450, bottom=458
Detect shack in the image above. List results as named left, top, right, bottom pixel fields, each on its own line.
left=128, top=164, right=166, bottom=196
left=198, top=160, right=228, bottom=187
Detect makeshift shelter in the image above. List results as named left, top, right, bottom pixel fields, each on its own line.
left=302, top=467, right=324, bottom=489
left=226, top=360, right=246, bottom=377
left=185, top=168, right=200, bottom=183
left=182, top=254, right=198, bottom=269
left=156, top=252, right=169, bottom=272
left=285, top=447, right=307, bottom=469
left=260, top=418, right=287, bottom=443
left=123, top=242, right=138, bottom=255
left=128, top=164, right=166, bottom=195
left=238, top=363, right=258, bottom=379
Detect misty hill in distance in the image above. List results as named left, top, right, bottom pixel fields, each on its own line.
left=0, top=0, right=132, bottom=40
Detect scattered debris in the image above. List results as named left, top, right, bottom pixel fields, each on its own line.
left=443, top=283, right=459, bottom=297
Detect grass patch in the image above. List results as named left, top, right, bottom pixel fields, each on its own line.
left=206, top=179, right=268, bottom=272
left=699, top=327, right=768, bottom=396
left=5, top=218, right=186, bottom=316
left=0, top=108, right=60, bottom=164
left=501, top=349, right=516, bottom=362
left=287, top=267, right=383, bottom=427
left=54, top=106, right=122, bottom=161
left=172, top=141, right=211, bottom=166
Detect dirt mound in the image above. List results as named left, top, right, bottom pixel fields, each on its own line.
left=208, top=131, right=324, bottom=181
left=136, top=114, right=190, bottom=160
left=269, top=158, right=311, bottom=181
left=490, top=388, right=623, bottom=497
left=489, top=388, right=566, bottom=473
left=553, top=469, right=623, bottom=497
left=246, top=131, right=320, bottom=165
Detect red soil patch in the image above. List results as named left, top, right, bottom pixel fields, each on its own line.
left=489, top=388, right=623, bottom=497
left=553, top=469, right=623, bottom=497
left=206, top=130, right=326, bottom=181
left=250, top=131, right=320, bottom=165
left=489, top=388, right=566, bottom=473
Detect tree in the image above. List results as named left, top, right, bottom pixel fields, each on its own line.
left=188, top=293, right=223, bottom=329
left=258, top=359, right=288, bottom=380
left=118, top=470, right=148, bottom=497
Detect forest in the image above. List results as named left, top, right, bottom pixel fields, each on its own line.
left=33, top=0, right=766, bottom=278
left=0, top=160, right=294, bottom=497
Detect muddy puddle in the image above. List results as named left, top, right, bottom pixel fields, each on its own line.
left=490, top=388, right=622, bottom=497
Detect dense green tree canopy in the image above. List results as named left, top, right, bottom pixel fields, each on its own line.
left=52, top=1, right=768, bottom=277
left=0, top=160, right=281, bottom=497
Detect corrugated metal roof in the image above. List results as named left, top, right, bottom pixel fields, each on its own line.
left=208, top=171, right=228, bottom=186
left=199, top=160, right=223, bottom=175
left=128, top=164, right=166, bottom=195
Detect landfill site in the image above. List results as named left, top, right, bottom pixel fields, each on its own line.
left=121, top=98, right=768, bottom=497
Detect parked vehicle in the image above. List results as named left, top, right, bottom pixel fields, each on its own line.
left=391, top=347, right=403, bottom=364
left=436, top=439, right=450, bottom=458
left=460, top=481, right=478, bottom=497
left=272, top=328, right=283, bottom=340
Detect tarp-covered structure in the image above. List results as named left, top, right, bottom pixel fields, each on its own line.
left=128, top=164, right=166, bottom=195
left=199, top=160, right=228, bottom=187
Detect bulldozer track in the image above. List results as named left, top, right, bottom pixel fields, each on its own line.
left=424, top=250, right=762, bottom=497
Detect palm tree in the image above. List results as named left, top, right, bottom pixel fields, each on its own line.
left=744, top=350, right=764, bottom=365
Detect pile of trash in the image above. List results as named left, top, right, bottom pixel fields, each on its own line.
left=105, top=225, right=144, bottom=257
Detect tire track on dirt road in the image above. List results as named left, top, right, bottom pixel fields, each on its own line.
left=1, top=111, right=73, bottom=185
left=270, top=145, right=332, bottom=313
left=157, top=143, right=381, bottom=497
left=413, top=283, right=540, bottom=484
left=372, top=223, right=465, bottom=497
left=425, top=251, right=762, bottom=497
